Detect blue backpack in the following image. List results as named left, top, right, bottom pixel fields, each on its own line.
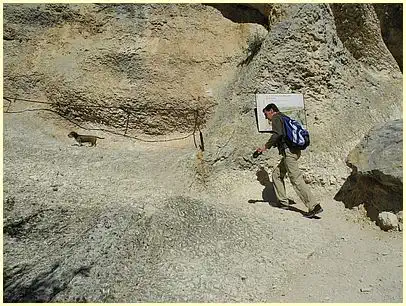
left=281, top=115, right=310, bottom=150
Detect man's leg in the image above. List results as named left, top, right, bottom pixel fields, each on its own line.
left=284, top=149, right=317, bottom=212
left=272, top=157, right=289, bottom=206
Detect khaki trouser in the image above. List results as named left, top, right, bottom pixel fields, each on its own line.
left=272, top=148, right=317, bottom=211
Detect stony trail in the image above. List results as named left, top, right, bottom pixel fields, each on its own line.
left=3, top=109, right=402, bottom=302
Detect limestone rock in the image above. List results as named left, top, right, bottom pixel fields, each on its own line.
left=330, top=4, right=399, bottom=71
left=3, top=3, right=403, bottom=183
left=378, top=212, right=398, bottom=231
left=346, top=119, right=403, bottom=183
left=335, top=119, right=403, bottom=225
left=3, top=4, right=404, bottom=303
left=373, top=4, right=403, bottom=71
left=202, top=3, right=402, bottom=183
left=3, top=3, right=267, bottom=135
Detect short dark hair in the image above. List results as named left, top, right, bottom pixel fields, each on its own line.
left=263, top=103, right=279, bottom=113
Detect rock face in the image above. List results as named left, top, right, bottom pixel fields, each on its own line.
left=373, top=4, right=403, bottom=71
left=334, top=119, right=403, bottom=224
left=3, top=4, right=267, bottom=135
left=201, top=3, right=402, bottom=188
left=330, top=4, right=399, bottom=71
left=3, top=4, right=404, bottom=301
left=3, top=3, right=402, bottom=187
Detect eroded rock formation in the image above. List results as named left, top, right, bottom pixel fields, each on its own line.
left=3, top=4, right=404, bottom=302
left=3, top=3, right=402, bottom=186
left=335, top=119, right=403, bottom=224
left=3, top=4, right=266, bottom=135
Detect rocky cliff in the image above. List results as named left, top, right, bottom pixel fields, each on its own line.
left=3, top=3, right=403, bottom=303
left=201, top=3, right=402, bottom=190
left=3, top=4, right=267, bottom=134
left=4, top=3, right=402, bottom=190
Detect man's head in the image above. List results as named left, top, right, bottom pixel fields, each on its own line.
left=263, top=103, right=279, bottom=120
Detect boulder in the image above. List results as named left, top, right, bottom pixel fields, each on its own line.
left=378, top=212, right=399, bottom=231
left=335, top=119, right=403, bottom=224
left=346, top=119, right=403, bottom=183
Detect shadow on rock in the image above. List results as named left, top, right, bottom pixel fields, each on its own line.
left=204, top=4, right=268, bottom=26
left=334, top=172, right=403, bottom=222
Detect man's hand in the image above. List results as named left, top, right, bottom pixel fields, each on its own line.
left=253, top=147, right=267, bottom=158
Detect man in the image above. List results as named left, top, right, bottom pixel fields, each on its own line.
left=256, top=103, right=323, bottom=218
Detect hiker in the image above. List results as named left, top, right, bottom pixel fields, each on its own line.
left=255, top=103, right=323, bottom=218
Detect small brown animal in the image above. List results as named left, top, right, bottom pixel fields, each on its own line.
left=68, top=131, right=104, bottom=147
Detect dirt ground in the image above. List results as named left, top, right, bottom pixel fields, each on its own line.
left=3, top=103, right=403, bottom=302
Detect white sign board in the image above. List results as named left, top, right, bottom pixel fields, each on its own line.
left=256, top=93, right=306, bottom=132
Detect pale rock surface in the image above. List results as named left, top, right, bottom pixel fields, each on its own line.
left=3, top=3, right=402, bottom=188
left=201, top=3, right=402, bottom=192
left=3, top=3, right=267, bottom=135
left=378, top=212, right=399, bottom=231
left=3, top=3, right=403, bottom=303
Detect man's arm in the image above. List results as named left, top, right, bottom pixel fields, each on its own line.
left=257, top=115, right=284, bottom=152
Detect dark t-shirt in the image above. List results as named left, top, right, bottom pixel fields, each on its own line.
left=264, top=112, right=287, bottom=154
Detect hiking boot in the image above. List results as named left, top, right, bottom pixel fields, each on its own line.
left=304, top=204, right=323, bottom=218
